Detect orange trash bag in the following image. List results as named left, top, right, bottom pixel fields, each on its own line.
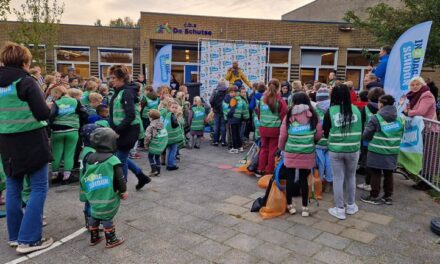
left=257, top=174, right=272, bottom=189
left=259, top=179, right=286, bottom=219
left=308, top=169, right=322, bottom=200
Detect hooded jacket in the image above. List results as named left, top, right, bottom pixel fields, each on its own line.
left=144, top=118, right=164, bottom=147
left=278, top=105, right=323, bottom=169
left=0, top=66, right=52, bottom=177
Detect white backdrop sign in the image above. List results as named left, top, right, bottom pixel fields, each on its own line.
left=199, top=40, right=268, bottom=103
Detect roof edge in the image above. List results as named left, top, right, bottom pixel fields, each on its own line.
left=281, top=0, right=317, bottom=17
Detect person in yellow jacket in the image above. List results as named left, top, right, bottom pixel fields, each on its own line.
left=225, top=61, right=252, bottom=88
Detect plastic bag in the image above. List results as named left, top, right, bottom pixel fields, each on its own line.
left=308, top=169, right=322, bottom=200
left=257, top=174, right=272, bottom=189
left=259, top=179, right=286, bottom=219
left=250, top=197, right=265, bottom=212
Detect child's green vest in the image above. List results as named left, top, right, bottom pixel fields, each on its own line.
left=315, top=107, right=328, bottom=147
left=54, top=96, right=79, bottom=129
left=141, top=97, right=160, bottom=118
left=259, top=97, right=281, bottom=128
left=285, top=121, right=316, bottom=154
left=368, top=114, right=404, bottom=155
left=328, top=105, right=362, bottom=153
left=164, top=112, right=184, bottom=145
left=149, top=128, right=168, bottom=155
left=79, top=146, right=96, bottom=203
left=191, top=106, right=206, bottom=131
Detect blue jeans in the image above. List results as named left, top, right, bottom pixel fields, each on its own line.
left=116, top=151, right=129, bottom=182
left=316, top=148, right=333, bottom=182
left=213, top=113, right=226, bottom=144
left=148, top=153, right=160, bottom=166
left=6, top=164, right=49, bottom=244
left=167, top=144, right=178, bottom=167
left=127, top=158, right=141, bottom=175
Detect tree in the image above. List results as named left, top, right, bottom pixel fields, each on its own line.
left=9, top=0, right=64, bottom=68
left=344, top=0, right=440, bottom=67
left=109, top=16, right=138, bottom=28
left=0, top=0, right=11, bottom=20
left=94, top=19, right=102, bottom=26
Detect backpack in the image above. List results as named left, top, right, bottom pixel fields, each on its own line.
left=211, top=89, right=226, bottom=113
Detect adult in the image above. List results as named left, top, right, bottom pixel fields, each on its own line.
left=29, top=66, right=44, bottom=87
left=136, top=74, right=147, bottom=87
left=368, top=46, right=391, bottom=84
left=67, top=66, right=76, bottom=79
left=170, top=74, right=180, bottom=91
left=108, top=65, right=150, bottom=190
left=225, top=61, right=252, bottom=88
left=280, top=81, right=291, bottom=105
left=425, top=77, right=439, bottom=104
left=328, top=70, right=337, bottom=87
left=323, top=84, right=362, bottom=220
left=256, top=79, right=287, bottom=175
left=364, top=73, right=383, bottom=90
left=209, top=79, right=228, bottom=146
left=0, top=42, right=53, bottom=253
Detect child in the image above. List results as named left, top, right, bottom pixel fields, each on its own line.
left=94, top=105, right=110, bottom=127
left=206, top=110, right=215, bottom=141
left=225, top=86, right=245, bottom=154
left=99, top=85, right=110, bottom=105
left=144, top=110, right=168, bottom=176
left=79, top=124, right=99, bottom=229
left=240, top=87, right=250, bottom=143
left=140, top=86, right=159, bottom=148
left=81, top=80, right=98, bottom=106
left=278, top=92, right=323, bottom=217
left=82, top=127, right=127, bottom=248
left=315, top=86, right=333, bottom=192
left=49, top=86, right=83, bottom=184
left=361, top=95, right=404, bottom=205
left=68, top=88, right=83, bottom=101
left=189, top=96, right=206, bottom=149
left=87, top=93, right=104, bottom=123
left=164, top=101, right=184, bottom=170
left=354, top=90, right=369, bottom=110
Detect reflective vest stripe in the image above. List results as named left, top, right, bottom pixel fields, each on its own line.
left=0, top=118, right=41, bottom=124
left=372, top=136, right=402, bottom=141
left=286, top=143, right=314, bottom=148
left=329, top=132, right=362, bottom=137
left=88, top=197, right=118, bottom=204
left=329, top=142, right=360, bottom=146
left=93, top=207, right=118, bottom=216
left=0, top=106, right=30, bottom=111
left=368, top=143, right=400, bottom=149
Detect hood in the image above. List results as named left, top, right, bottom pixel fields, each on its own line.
left=289, top=104, right=312, bottom=123
left=367, top=102, right=379, bottom=112
left=90, top=127, right=118, bottom=153
left=216, top=83, right=227, bottom=92
left=149, top=118, right=163, bottom=130
left=377, top=105, right=397, bottom=122
left=0, top=66, right=28, bottom=87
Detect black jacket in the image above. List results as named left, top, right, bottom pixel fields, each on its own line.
left=109, top=83, right=140, bottom=151
left=0, top=66, right=52, bottom=177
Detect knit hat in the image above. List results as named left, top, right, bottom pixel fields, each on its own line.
left=80, top=124, right=99, bottom=147
left=316, top=86, right=330, bottom=102
left=90, top=127, right=118, bottom=153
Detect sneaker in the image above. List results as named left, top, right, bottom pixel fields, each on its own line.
left=221, top=143, right=228, bottom=147
left=16, top=237, right=54, bottom=254
left=8, top=241, right=18, bottom=247
left=287, top=204, right=296, bottom=215
left=356, top=183, right=372, bottom=191
left=328, top=207, right=346, bottom=220
left=346, top=203, right=359, bottom=215
left=301, top=207, right=309, bottom=217
left=381, top=197, right=393, bottom=205
left=129, top=153, right=142, bottom=159
left=212, top=142, right=219, bottom=146
left=238, top=147, right=244, bottom=152
left=229, top=148, right=239, bottom=154
left=361, top=195, right=382, bottom=205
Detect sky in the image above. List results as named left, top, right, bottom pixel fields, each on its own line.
left=7, top=0, right=315, bottom=25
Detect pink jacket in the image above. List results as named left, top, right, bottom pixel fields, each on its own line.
left=278, top=105, right=323, bottom=169
left=408, top=90, right=438, bottom=132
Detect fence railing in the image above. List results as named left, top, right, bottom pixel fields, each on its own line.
left=419, top=118, right=440, bottom=192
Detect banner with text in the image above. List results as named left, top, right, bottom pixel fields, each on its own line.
left=384, top=21, right=432, bottom=101
left=398, top=116, right=425, bottom=175
left=199, top=40, right=267, bottom=103
left=153, top=44, right=172, bottom=89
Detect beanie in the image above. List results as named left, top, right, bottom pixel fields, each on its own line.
left=316, top=87, right=330, bottom=102
left=90, top=127, right=118, bottom=153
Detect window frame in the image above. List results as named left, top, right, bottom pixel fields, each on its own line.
left=54, top=45, right=91, bottom=77
left=345, top=48, right=380, bottom=90
left=98, top=47, right=134, bottom=81
left=267, top=45, right=291, bottom=82
left=299, top=46, right=338, bottom=82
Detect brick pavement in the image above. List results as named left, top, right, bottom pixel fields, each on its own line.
left=1, top=138, right=439, bottom=263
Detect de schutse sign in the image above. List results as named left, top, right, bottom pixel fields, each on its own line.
left=155, top=22, right=213, bottom=36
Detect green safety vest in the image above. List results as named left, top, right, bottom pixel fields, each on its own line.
left=164, top=112, right=184, bottom=145
left=285, top=121, right=316, bottom=154
left=328, top=105, right=362, bottom=153
left=315, top=107, right=328, bottom=147
left=112, top=89, right=141, bottom=126
left=233, top=96, right=244, bottom=119
left=191, top=106, right=206, bottom=131
left=253, top=114, right=260, bottom=140
left=82, top=155, right=121, bottom=220
left=95, top=119, right=110, bottom=128
left=79, top=146, right=96, bottom=202
left=222, top=101, right=230, bottom=121
left=368, top=114, right=404, bottom=155
left=259, top=97, right=281, bottom=128
left=364, top=106, right=373, bottom=128
left=242, top=98, right=250, bottom=120
left=160, top=108, right=168, bottom=119
left=0, top=78, right=47, bottom=134
left=149, top=128, right=168, bottom=155
left=141, top=97, right=160, bottom=118
left=54, top=96, right=79, bottom=129
left=80, top=91, right=90, bottom=106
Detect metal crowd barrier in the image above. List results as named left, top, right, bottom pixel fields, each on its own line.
left=419, top=118, right=440, bottom=192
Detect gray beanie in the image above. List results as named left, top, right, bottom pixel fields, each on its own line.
left=90, top=127, right=118, bottom=153
left=316, top=87, right=330, bottom=102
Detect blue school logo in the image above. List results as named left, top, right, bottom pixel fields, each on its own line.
left=289, top=123, right=311, bottom=134
left=248, top=75, right=257, bottom=81
left=209, top=67, right=219, bottom=73
left=209, top=79, right=218, bottom=86
left=58, top=104, right=75, bottom=115
left=382, top=121, right=401, bottom=132
left=194, top=111, right=204, bottom=118
left=0, top=84, right=14, bottom=97
left=236, top=55, right=245, bottom=61
left=210, top=53, right=219, bottom=59
left=261, top=105, right=269, bottom=111
left=401, top=125, right=419, bottom=147
left=223, top=47, right=233, bottom=53
left=249, top=49, right=258, bottom=55
left=84, top=173, right=111, bottom=192
left=223, top=61, right=232, bottom=67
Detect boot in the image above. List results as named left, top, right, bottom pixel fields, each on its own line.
left=51, top=172, right=62, bottom=185
left=148, top=165, right=158, bottom=177
left=89, top=227, right=104, bottom=246
left=135, top=171, right=151, bottom=191
left=104, top=227, right=125, bottom=248
left=156, top=166, right=161, bottom=176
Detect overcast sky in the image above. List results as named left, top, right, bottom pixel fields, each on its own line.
left=7, top=0, right=315, bottom=25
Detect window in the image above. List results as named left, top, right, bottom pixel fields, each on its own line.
left=346, top=49, right=379, bottom=90
left=267, top=47, right=291, bottom=83
left=300, top=48, right=337, bottom=83
left=98, top=48, right=133, bottom=81
left=55, top=47, right=90, bottom=77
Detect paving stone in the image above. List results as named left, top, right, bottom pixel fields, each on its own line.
left=216, top=203, right=249, bottom=215
left=248, top=191, right=266, bottom=200
left=241, top=211, right=264, bottom=223
left=286, top=215, right=320, bottom=226
left=224, top=233, right=265, bottom=252
left=210, top=214, right=242, bottom=227
left=339, top=228, right=376, bottom=244
left=344, top=241, right=384, bottom=257
left=282, top=237, right=323, bottom=257
left=360, top=212, right=393, bottom=225
left=224, top=195, right=253, bottom=206
left=312, top=220, right=346, bottom=235
left=260, top=217, right=294, bottom=232
left=313, top=248, right=362, bottom=264
left=202, top=224, right=239, bottom=243
left=252, top=242, right=292, bottom=263
left=190, top=239, right=232, bottom=262
left=286, top=223, right=322, bottom=241
left=216, top=249, right=260, bottom=264
left=314, top=232, right=351, bottom=250
left=312, top=209, right=339, bottom=223
left=168, top=230, right=208, bottom=250
left=143, top=247, right=197, bottom=264
left=256, top=227, right=295, bottom=245
left=233, top=221, right=265, bottom=236
left=336, top=218, right=370, bottom=230
left=282, top=253, right=326, bottom=264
